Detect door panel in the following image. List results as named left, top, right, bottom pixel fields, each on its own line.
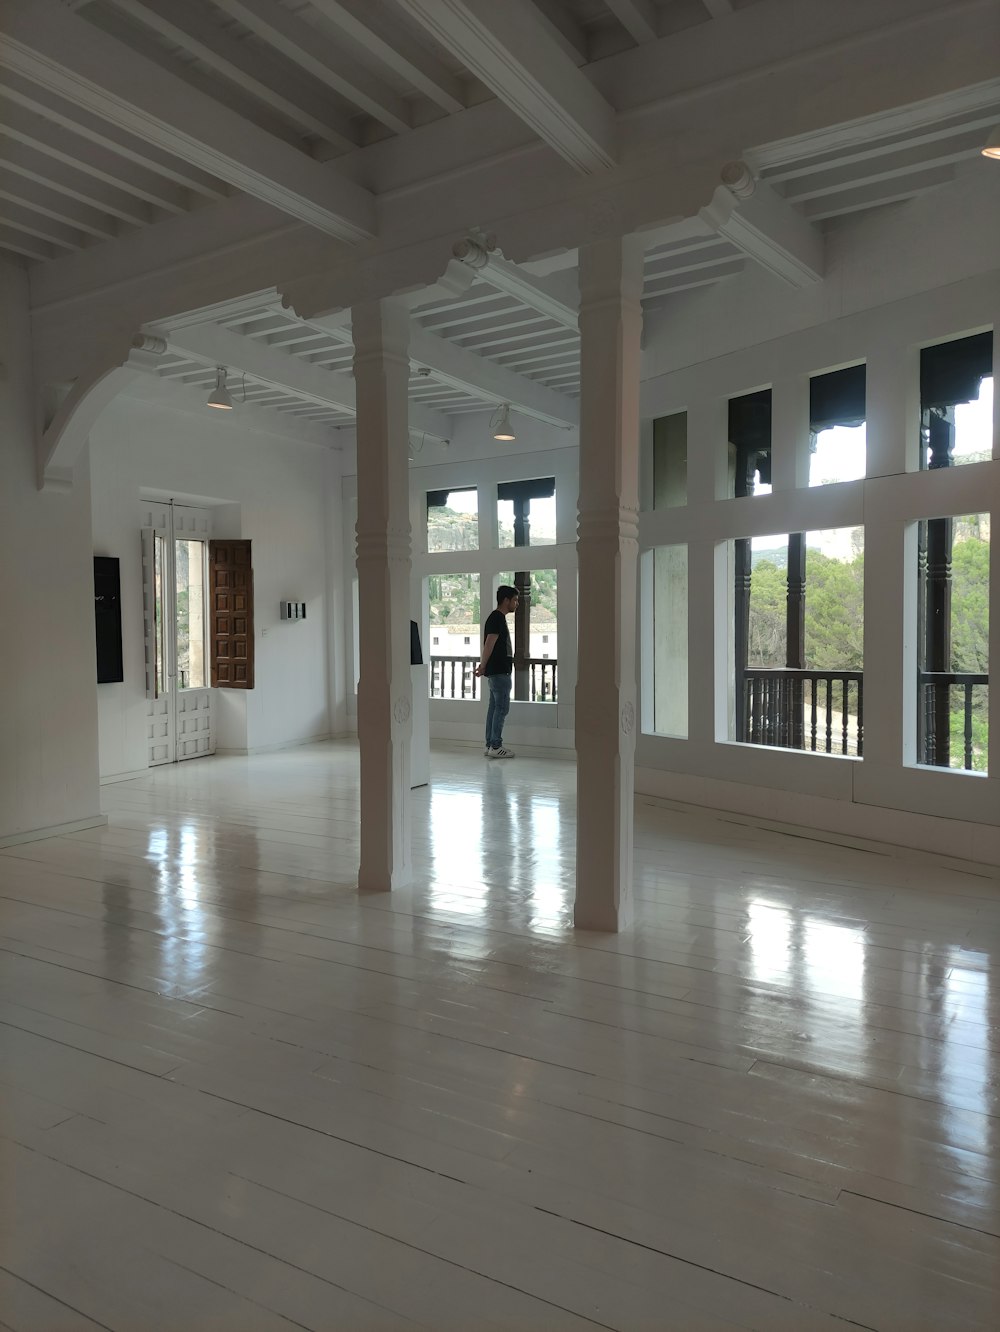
left=140, top=501, right=216, bottom=766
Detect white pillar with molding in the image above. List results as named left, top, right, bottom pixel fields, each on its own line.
left=574, top=235, right=644, bottom=932
left=352, top=298, right=413, bottom=891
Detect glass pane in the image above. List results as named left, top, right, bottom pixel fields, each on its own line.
left=651, top=545, right=687, bottom=736
left=497, top=479, right=556, bottom=547
left=175, top=539, right=206, bottom=690
left=748, top=534, right=788, bottom=667
left=427, top=572, right=481, bottom=700
left=916, top=513, right=989, bottom=772
left=809, top=364, right=866, bottom=486
left=427, top=487, right=478, bottom=552
left=153, top=534, right=167, bottom=696
left=652, top=412, right=687, bottom=509
left=497, top=569, right=557, bottom=703
left=728, top=389, right=771, bottom=497
left=920, top=332, right=993, bottom=469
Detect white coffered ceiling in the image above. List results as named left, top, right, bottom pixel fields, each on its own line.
left=4, top=0, right=997, bottom=449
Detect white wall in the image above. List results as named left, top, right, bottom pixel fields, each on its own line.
left=89, top=385, right=347, bottom=778
left=0, top=260, right=103, bottom=844
left=635, top=168, right=1000, bottom=861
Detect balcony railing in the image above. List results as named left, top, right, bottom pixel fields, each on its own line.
left=743, top=669, right=864, bottom=757
left=429, top=656, right=558, bottom=703
left=919, top=671, right=988, bottom=770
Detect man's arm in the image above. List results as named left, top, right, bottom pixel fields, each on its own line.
left=475, top=634, right=499, bottom=677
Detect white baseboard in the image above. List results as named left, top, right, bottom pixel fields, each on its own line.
left=634, top=765, right=1000, bottom=874
left=100, top=768, right=150, bottom=785
left=216, top=733, right=334, bottom=758
left=0, top=814, right=108, bottom=849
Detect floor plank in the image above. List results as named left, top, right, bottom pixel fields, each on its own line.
left=2, top=741, right=999, bottom=1330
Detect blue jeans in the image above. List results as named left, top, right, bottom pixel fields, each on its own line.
left=485, top=674, right=512, bottom=750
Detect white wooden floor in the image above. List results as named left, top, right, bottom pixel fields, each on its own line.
left=2, top=742, right=999, bottom=1331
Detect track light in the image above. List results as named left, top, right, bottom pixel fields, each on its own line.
left=491, top=402, right=515, bottom=441
left=207, top=366, right=233, bottom=410
left=982, top=124, right=1000, bottom=160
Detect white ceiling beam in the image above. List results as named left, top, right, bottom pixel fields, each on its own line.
left=397, top=0, right=617, bottom=172
left=0, top=200, right=88, bottom=251
left=153, top=320, right=452, bottom=441
left=104, top=0, right=360, bottom=151
left=0, top=0, right=376, bottom=242
left=798, top=166, right=956, bottom=222
left=700, top=0, right=734, bottom=18
left=0, top=224, right=52, bottom=261
left=0, top=174, right=119, bottom=239
left=408, top=327, right=577, bottom=427
left=606, top=0, right=659, bottom=44
left=451, top=234, right=580, bottom=329
left=776, top=134, right=986, bottom=203
left=300, top=308, right=577, bottom=427
left=1, top=103, right=192, bottom=215
left=699, top=162, right=824, bottom=289
left=213, top=0, right=413, bottom=135
left=0, top=73, right=228, bottom=200
left=0, top=139, right=152, bottom=227
left=307, top=0, right=465, bottom=113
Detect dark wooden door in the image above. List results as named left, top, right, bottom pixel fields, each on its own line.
left=209, top=540, right=254, bottom=689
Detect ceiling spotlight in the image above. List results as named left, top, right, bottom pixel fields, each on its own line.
left=491, top=402, right=515, bottom=441
left=982, top=124, right=1000, bottom=160
left=207, top=366, right=233, bottom=410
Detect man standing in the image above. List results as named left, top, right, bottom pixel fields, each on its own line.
left=475, top=584, right=518, bottom=758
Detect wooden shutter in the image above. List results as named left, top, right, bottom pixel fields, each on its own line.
left=209, top=539, right=254, bottom=689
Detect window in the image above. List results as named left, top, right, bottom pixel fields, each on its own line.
left=427, top=487, right=478, bottom=552
left=915, top=513, right=989, bottom=772
left=645, top=544, right=688, bottom=738
left=497, top=477, right=556, bottom=547
left=736, top=527, right=863, bottom=756
left=728, top=388, right=771, bottom=497
left=498, top=568, right=558, bottom=702
left=651, top=411, right=687, bottom=508
left=427, top=572, right=480, bottom=700
left=809, top=364, right=866, bottom=486
left=542, top=634, right=549, bottom=644
left=920, top=332, right=993, bottom=469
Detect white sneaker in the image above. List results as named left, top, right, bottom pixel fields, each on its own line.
left=484, top=746, right=492, bottom=756
left=488, top=747, right=515, bottom=759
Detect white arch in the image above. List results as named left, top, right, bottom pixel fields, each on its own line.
left=38, top=335, right=166, bottom=491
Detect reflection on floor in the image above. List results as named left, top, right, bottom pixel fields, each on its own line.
left=1, top=740, right=998, bottom=1330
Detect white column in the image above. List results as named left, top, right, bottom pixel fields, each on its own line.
left=352, top=298, right=413, bottom=891
left=574, top=235, right=644, bottom=932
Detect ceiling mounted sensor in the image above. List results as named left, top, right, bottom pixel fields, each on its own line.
left=207, top=366, right=234, bottom=410
left=491, top=403, right=516, bottom=441
left=982, top=125, right=1000, bottom=159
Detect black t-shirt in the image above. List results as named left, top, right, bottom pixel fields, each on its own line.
left=483, top=609, right=512, bottom=676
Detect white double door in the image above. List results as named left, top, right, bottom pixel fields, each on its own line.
left=142, top=502, right=216, bottom=766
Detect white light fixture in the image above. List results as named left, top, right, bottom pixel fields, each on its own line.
left=491, top=402, right=515, bottom=441
left=207, top=366, right=233, bottom=410
left=982, top=125, right=1000, bottom=160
